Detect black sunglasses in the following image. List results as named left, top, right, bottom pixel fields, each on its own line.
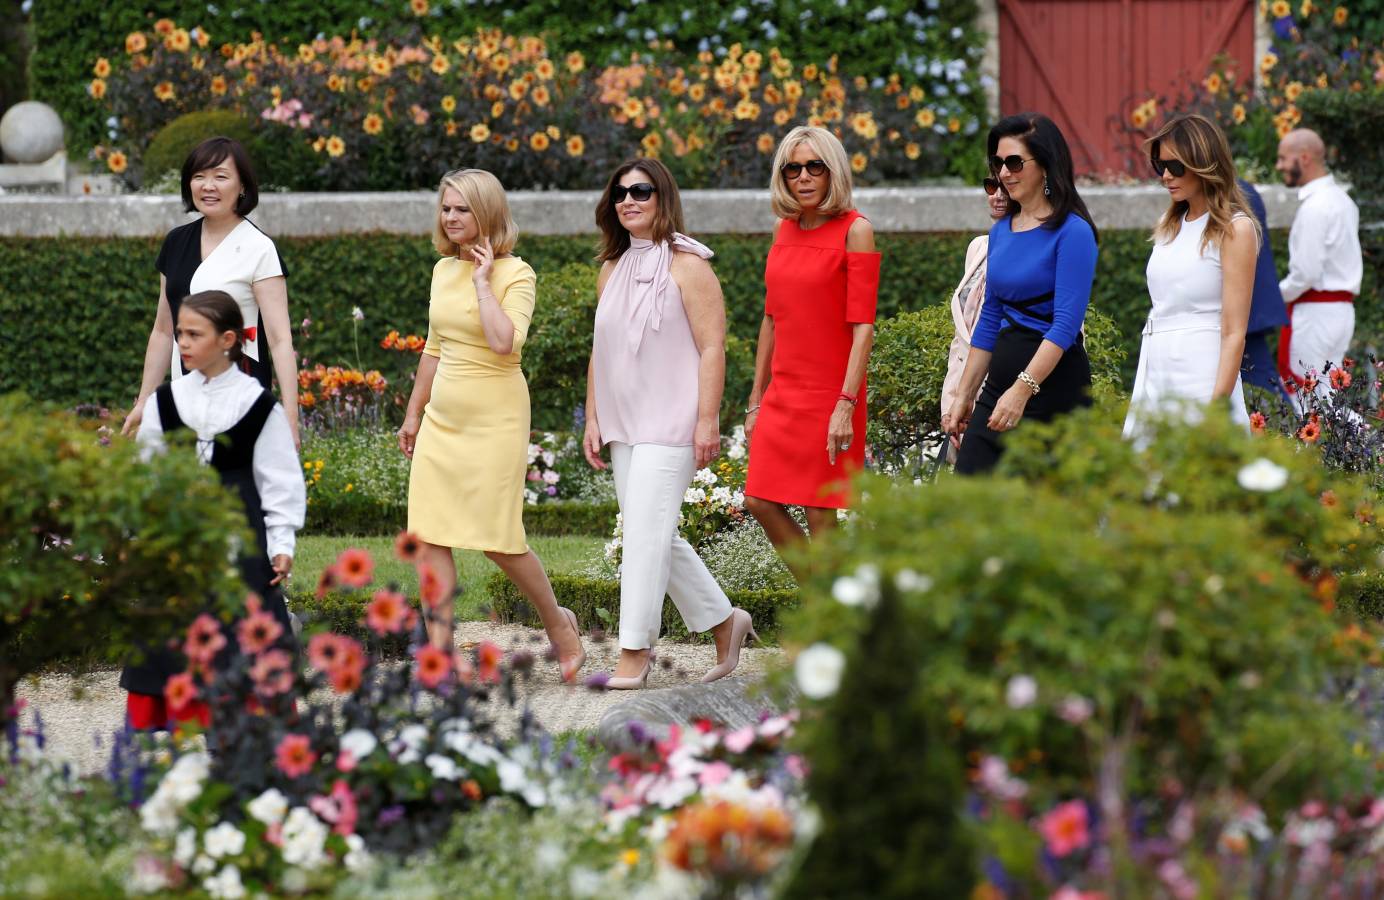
left=983, top=177, right=1002, bottom=196
left=989, top=154, right=1036, bottom=174
left=1150, top=155, right=1188, bottom=178
left=612, top=183, right=657, bottom=203
left=781, top=159, right=828, bottom=179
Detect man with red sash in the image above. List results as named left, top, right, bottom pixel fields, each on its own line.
left=1274, top=128, right=1363, bottom=404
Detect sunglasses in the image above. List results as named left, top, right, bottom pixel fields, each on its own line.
left=989, top=154, right=1036, bottom=174
left=1150, top=155, right=1188, bottom=178
left=983, top=177, right=1002, bottom=196
left=781, top=159, right=828, bottom=179
left=612, top=183, right=657, bottom=203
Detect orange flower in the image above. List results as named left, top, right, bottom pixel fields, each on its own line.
left=370, top=57, right=392, bottom=77
left=208, top=75, right=227, bottom=96
left=1231, top=103, right=1246, bottom=124
left=1204, top=72, right=1224, bottom=94
left=440, top=95, right=456, bottom=114
left=166, top=29, right=191, bottom=53
left=325, top=136, right=345, bottom=157
left=802, top=63, right=819, bottom=81
left=327, top=73, right=345, bottom=92
left=299, top=390, right=317, bottom=407
left=535, top=58, right=556, bottom=80
left=948, top=117, right=962, bottom=133
left=1284, top=81, right=1305, bottom=102
left=850, top=152, right=868, bottom=173
left=154, top=81, right=176, bottom=101
left=363, top=113, right=384, bottom=135
left=414, top=645, right=452, bottom=688
left=566, top=51, right=585, bottom=73
left=641, top=131, right=663, bottom=155
left=430, top=54, right=449, bottom=76
left=531, top=84, right=550, bottom=106
left=410, top=0, right=430, bottom=15
left=1320, top=489, right=1339, bottom=507
left=1297, top=421, right=1321, bottom=443
left=756, top=133, right=774, bottom=154
left=153, top=18, right=175, bottom=35
left=410, top=104, right=429, bottom=126
left=470, top=122, right=491, bottom=142
left=106, top=150, right=128, bottom=174
left=334, top=547, right=374, bottom=587
left=476, top=640, right=503, bottom=684
left=905, top=142, right=922, bottom=160
left=461, top=779, right=482, bottom=801
left=915, top=108, right=936, bottom=128
left=504, top=137, right=520, bottom=152
left=164, top=672, right=198, bottom=713
left=566, top=134, right=585, bottom=156
left=1333, top=5, right=1347, bottom=23
left=92, top=57, right=111, bottom=78
left=1249, top=411, right=1267, bottom=433
left=508, top=79, right=527, bottom=100
left=491, top=52, right=511, bottom=75
left=89, top=79, right=107, bottom=100
left=733, top=99, right=761, bottom=120
left=530, top=132, right=550, bottom=151
left=1330, top=367, right=1352, bottom=389
left=125, top=32, right=147, bottom=54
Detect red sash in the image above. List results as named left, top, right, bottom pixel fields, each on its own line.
left=1277, top=289, right=1355, bottom=387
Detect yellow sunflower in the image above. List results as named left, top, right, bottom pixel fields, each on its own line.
left=566, top=51, right=585, bottom=74
left=107, top=151, right=128, bottom=173
left=88, top=79, right=107, bottom=100
left=850, top=152, right=868, bottom=173
left=566, top=134, right=585, bottom=156
left=153, top=81, right=176, bottom=101
left=326, top=136, right=346, bottom=157
left=915, top=108, right=936, bottom=128
left=363, top=113, right=384, bottom=135
left=905, top=142, right=922, bottom=160
left=93, top=57, right=111, bottom=78
left=441, top=95, right=456, bottom=114
left=530, top=132, right=550, bottom=151
left=470, top=123, right=491, bottom=142
left=431, top=55, right=449, bottom=76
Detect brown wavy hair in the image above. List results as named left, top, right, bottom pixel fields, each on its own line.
left=595, top=158, right=685, bottom=262
left=1147, top=114, right=1261, bottom=254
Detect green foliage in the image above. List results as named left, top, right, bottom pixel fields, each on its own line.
left=786, top=588, right=973, bottom=899
left=0, top=395, right=247, bottom=717
left=287, top=589, right=412, bottom=658
left=142, top=109, right=258, bottom=184
left=786, top=407, right=1383, bottom=820
left=485, top=572, right=797, bottom=644
left=1299, top=85, right=1384, bottom=220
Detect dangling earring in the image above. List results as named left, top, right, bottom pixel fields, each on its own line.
left=1043, top=175, right=1051, bottom=197
left=222, top=349, right=230, bottom=357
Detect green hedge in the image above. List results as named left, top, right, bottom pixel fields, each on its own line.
left=5, top=229, right=1332, bottom=414
left=483, top=572, right=797, bottom=645
left=286, top=589, right=413, bottom=658
left=31, top=0, right=984, bottom=157
left=306, top=497, right=617, bottom=537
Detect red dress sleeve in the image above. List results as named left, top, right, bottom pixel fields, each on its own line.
left=845, top=251, right=881, bottom=323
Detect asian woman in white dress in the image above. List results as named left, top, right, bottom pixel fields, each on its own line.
left=1123, top=114, right=1259, bottom=441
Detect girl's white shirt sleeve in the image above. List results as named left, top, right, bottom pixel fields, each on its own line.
left=253, top=403, right=306, bottom=560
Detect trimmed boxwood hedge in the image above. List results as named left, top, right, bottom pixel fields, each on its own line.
left=1, top=229, right=1320, bottom=416
left=305, top=498, right=617, bottom=537
left=483, top=572, right=797, bottom=645
left=287, top=589, right=413, bottom=659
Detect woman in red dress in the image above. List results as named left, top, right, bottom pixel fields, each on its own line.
left=743, top=126, right=880, bottom=570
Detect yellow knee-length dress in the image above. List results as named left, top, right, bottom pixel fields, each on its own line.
left=408, top=255, right=536, bottom=553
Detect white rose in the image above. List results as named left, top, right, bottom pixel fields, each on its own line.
left=246, top=787, right=289, bottom=826
left=831, top=570, right=879, bottom=608
left=338, top=729, right=379, bottom=762
left=280, top=807, right=329, bottom=870
left=203, top=821, right=246, bottom=860
left=203, top=864, right=245, bottom=900
left=343, top=834, right=372, bottom=873
left=192, top=854, right=216, bottom=875
left=683, top=487, right=706, bottom=504
left=174, top=828, right=198, bottom=867
left=727, top=443, right=746, bottom=460
left=795, top=643, right=846, bottom=699
left=1237, top=458, right=1288, bottom=492
left=1005, top=674, right=1038, bottom=709
left=139, top=796, right=180, bottom=836
left=425, top=753, right=461, bottom=781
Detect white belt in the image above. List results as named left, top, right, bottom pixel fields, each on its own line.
left=1142, top=312, right=1222, bottom=336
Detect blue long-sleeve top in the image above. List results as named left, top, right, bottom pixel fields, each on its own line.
left=972, top=213, right=1099, bottom=353
left=1238, top=178, right=1289, bottom=334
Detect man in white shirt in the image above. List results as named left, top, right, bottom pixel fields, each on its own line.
left=1274, top=128, right=1363, bottom=406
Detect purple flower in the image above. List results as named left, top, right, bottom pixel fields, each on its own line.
left=584, top=672, right=610, bottom=691
left=377, top=804, right=405, bottom=826
left=545, top=486, right=558, bottom=496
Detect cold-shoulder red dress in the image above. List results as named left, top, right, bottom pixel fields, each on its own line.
left=745, top=210, right=880, bottom=509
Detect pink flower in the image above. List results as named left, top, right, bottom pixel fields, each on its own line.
left=238, top=607, right=284, bottom=655
left=476, top=641, right=503, bottom=684
left=1039, top=799, right=1091, bottom=858
left=250, top=649, right=294, bottom=696
left=329, top=779, right=358, bottom=835
left=329, top=638, right=366, bottom=693
left=698, top=761, right=733, bottom=787
left=184, top=614, right=227, bottom=666
left=265, top=822, right=283, bottom=846
left=784, top=754, right=808, bottom=780
left=308, top=633, right=346, bottom=672
left=723, top=726, right=756, bottom=753
left=365, top=590, right=410, bottom=635
left=163, top=672, right=198, bottom=712
left=414, top=645, right=452, bottom=689
left=336, top=751, right=357, bottom=773
left=334, top=548, right=374, bottom=588
left=275, top=733, right=317, bottom=778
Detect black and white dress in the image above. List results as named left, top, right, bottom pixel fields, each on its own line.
left=120, top=366, right=306, bottom=699
left=158, top=217, right=288, bottom=388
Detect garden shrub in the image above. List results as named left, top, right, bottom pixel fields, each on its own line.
left=0, top=395, right=248, bottom=720
left=786, top=408, right=1383, bottom=830
left=484, top=572, right=797, bottom=644
left=287, top=590, right=412, bottom=658
left=1, top=231, right=1302, bottom=410
left=141, top=109, right=258, bottom=185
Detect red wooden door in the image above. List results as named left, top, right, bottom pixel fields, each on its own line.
left=997, top=0, right=1256, bottom=174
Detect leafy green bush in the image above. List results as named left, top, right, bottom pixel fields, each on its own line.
left=485, top=572, right=797, bottom=644
left=142, top=109, right=258, bottom=185
left=786, top=407, right=1383, bottom=824
left=286, top=589, right=412, bottom=658
left=0, top=395, right=248, bottom=720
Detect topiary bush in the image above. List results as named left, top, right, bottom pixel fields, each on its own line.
left=141, top=109, right=258, bottom=187
left=0, top=395, right=248, bottom=722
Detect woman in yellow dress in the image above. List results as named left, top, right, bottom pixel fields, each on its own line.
left=397, top=168, right=585, bottom=682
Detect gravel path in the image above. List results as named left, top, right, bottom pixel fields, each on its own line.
left=15, top=620, right=784, bottom=776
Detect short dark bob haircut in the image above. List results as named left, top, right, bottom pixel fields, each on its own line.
left=181, top=136, right=259, bottom=216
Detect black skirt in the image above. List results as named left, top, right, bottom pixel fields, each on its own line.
left=954, top=325, right=1092, bottom=475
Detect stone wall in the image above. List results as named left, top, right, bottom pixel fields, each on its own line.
left=0, top=185, right=1303, bottom=239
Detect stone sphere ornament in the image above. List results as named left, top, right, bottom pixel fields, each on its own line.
left=0, top=101, right=66, bottom=164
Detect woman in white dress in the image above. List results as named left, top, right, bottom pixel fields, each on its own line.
left=1123, top=114, right=1259, bottom=441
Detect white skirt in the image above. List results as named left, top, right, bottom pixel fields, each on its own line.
left=1123, top=313, right=1250, bottom=443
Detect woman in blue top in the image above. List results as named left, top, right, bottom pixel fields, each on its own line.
left=952, top=113, right=1100, bottom=474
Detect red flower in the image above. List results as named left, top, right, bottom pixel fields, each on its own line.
left=251, top=649, right=294, bottom=696
left=335, top=548, right=375, bottom=588
left=184, top=614, right=227, bottom=666
left=316, top=565, right=339, bottom=600
left=1330, top=368, right=1352, bottom=390
left=1343, top=356, right=1356, bottom=369
left=414, top=644, right=452, bottom=688
left=461, top=779, right=482, bottom=801
left=328, top=637, right=367, bottom=693
left=394, top=531, right=422, bottom=563
left=1304, top=377, right=1319, bottom=394
left=366, top=590, right=410, bottom=636
left=1039, top=799, right=1091, bottom=857
left=275, top=733, right=317, bottom=778
left=418, top=563, right=448, bottom=611
left=1249, top=411, right=1267, bottom=434
left=1298, top=421, right=1321, bottom=443
left=476, top=641, right=503, bottom=684
left=164, top=672, right=198, bottom=712
left=308, top=633, right=345, bottom=672
left=238, top=608, right=284, bottom=655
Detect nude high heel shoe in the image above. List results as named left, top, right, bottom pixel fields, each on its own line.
left=556, top=607, right=586, bottom=684
left=700, top=608, right=760, bottom=684
left=605, top=652, right=654, bottom=691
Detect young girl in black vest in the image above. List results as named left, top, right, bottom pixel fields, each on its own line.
left=121, top=290, right=306, bottom=730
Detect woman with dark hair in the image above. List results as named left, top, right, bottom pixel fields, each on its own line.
left=1123, top=114, right=1258, bottom=440
left=122, top=137, right=299, bottom=446
left=123, top=289, right=305, bottom=730
left=952, top=113, right=1100, bottom=474
left=582, top=158, right=753, bottom=689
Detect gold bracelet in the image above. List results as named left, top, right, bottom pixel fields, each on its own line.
left=1017, top=370, right=1041, bottom=395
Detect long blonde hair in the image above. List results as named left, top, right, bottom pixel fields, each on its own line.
left=1146, top=114, right=1260, bottom=254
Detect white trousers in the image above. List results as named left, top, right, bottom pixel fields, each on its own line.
left=610, top=442, right=733, bottom=650
left=1287, top=302, right=1354, bottom=412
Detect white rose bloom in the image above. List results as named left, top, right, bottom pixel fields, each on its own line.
left=710, top=486, right=733, bottom=505
left=203, top=821, right=246, bottom=859
left=343, top=834, right=373, bottom=873
left=831, top=573, right=877, bottom=608
left=173, top=827, right=198, bottom=867
left=203, top=864, right=245, bottom=900
left=280, top=807, right=329, bottom=870
left=1237, top=458, right=1288, bottom=492
left=684, top=487, right=706, bottom=504
left=246, top=787, right=289, bottom=826
left=497, top=758, right=527, bottom=794
left=694, top=468, right=717, bottom=485
left=338, top=729, right=379, bottom=763
left=192, top=854, right=216, bottom=875
left=425, top=753, right=461, bottom=781
left=1005, top=674, right=1038, bottom=709
left=727, top=443, right=746, bottom=460
left=139, top=796, right=180, bottom=836
left=795, top=643, right=846, bottom=699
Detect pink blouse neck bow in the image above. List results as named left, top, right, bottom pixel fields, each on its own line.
left=619, top=232, right=714, bottom=354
